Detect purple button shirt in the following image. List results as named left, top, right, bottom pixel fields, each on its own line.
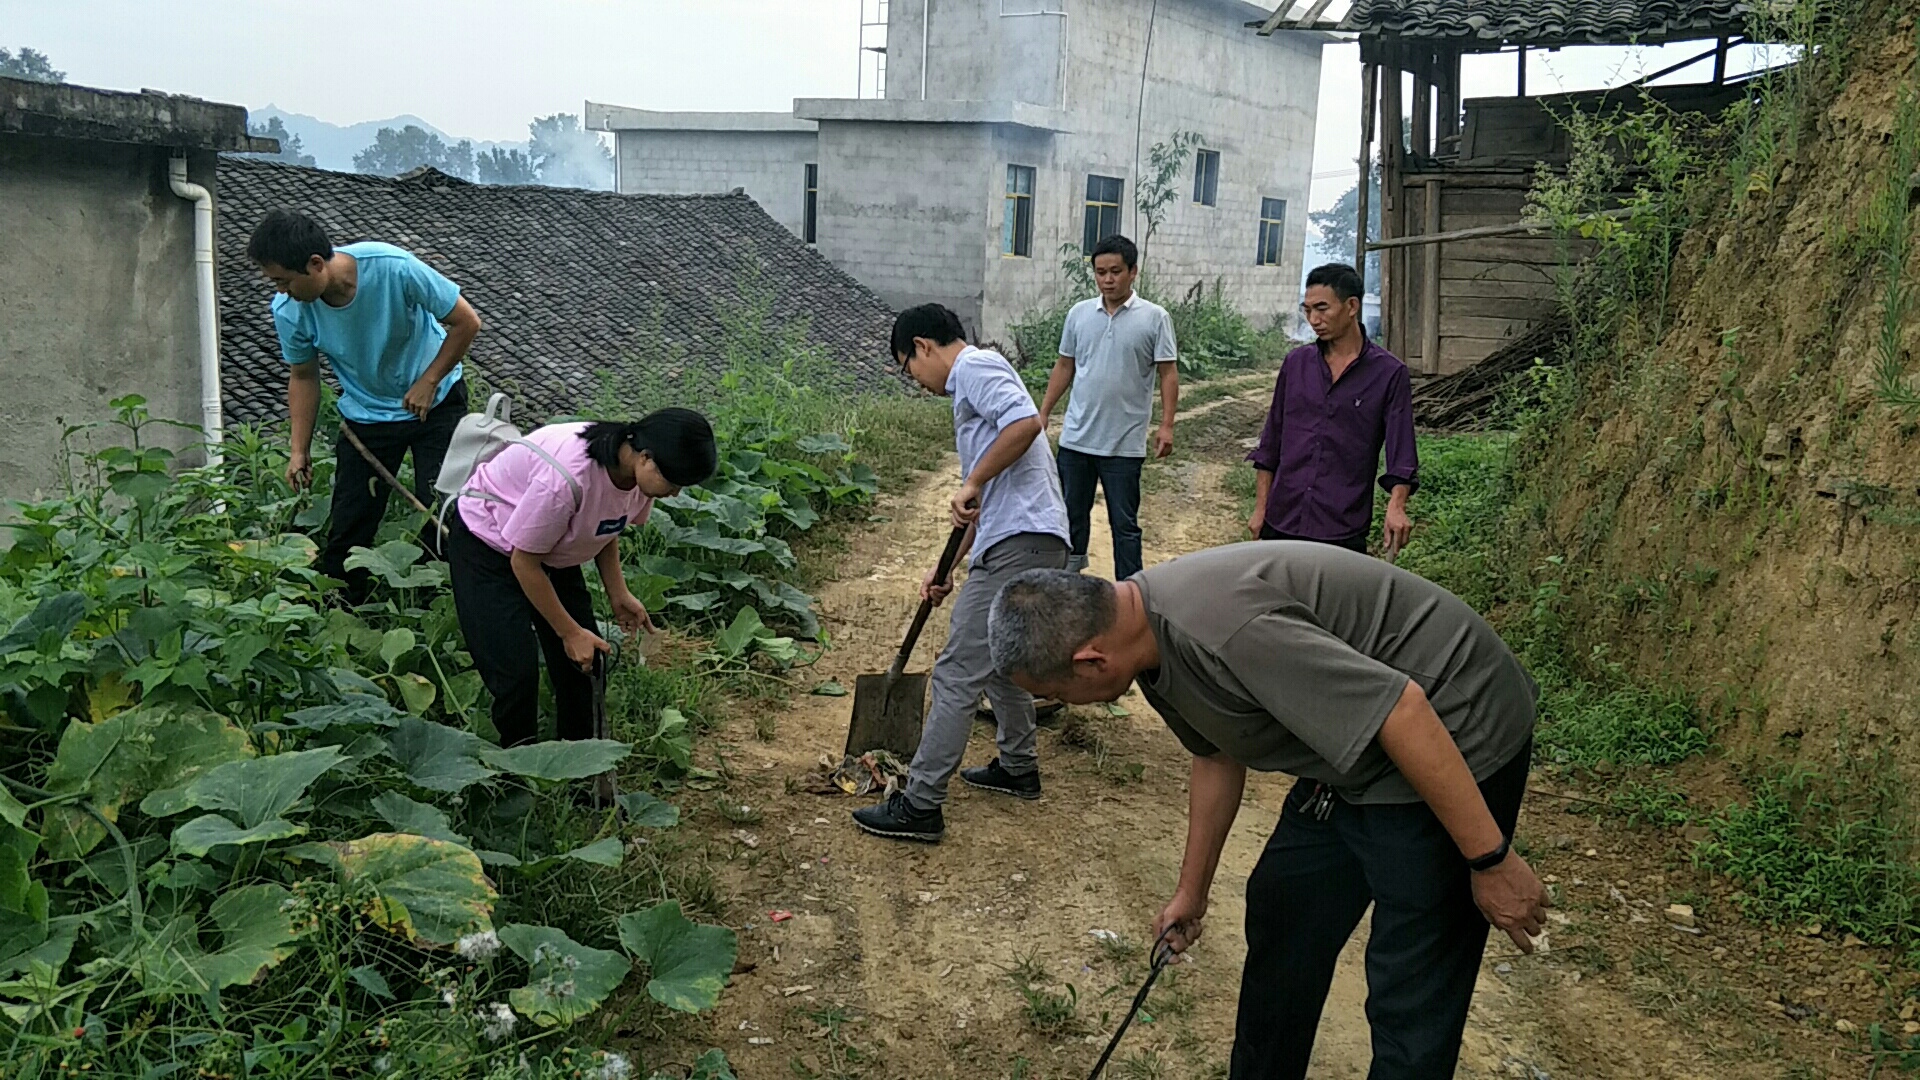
left=1246, top=336, right=1418, bottom=542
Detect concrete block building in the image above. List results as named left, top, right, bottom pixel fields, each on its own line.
left=0, top=76, right=273, bottom=508
left=588, top=0, right=1326, bottom=346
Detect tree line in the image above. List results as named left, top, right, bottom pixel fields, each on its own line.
left=245, top=114, right=612, bottom=190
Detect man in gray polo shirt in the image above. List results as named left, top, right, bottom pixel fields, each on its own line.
left=987, top=543, right=1548, bottom=1080
left=1038, top=234, right=1179, bottom=580
left=852, top=303, right=1070, bottom=844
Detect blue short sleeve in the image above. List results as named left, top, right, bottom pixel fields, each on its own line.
left=270, top=296, right=317, bottom=365
left=397, top=253, right=462, bottom=320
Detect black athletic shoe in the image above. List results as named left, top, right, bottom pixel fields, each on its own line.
left=960, top=758, right=1042, bottom=800
left=851, top=793, right=945, bottom=843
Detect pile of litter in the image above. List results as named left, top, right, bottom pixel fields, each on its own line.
left=804, top=750, right=909, bottom=798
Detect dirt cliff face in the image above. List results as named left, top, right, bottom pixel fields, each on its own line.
left=1520, top=14, right=1920, bottom=786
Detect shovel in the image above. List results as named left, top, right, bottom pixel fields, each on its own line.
left=844, top=524, right=969, bottom=760
left=587, top=625, right=621, bottom=810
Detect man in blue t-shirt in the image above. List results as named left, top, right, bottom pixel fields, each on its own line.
left=247, top=210, right=483, bottom=601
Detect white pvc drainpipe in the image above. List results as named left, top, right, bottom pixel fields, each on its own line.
left=168, top=155, right=222, bottom=468
left=921, top=0, right=931, bottom=100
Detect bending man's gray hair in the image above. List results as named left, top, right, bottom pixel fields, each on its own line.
left=988, top=569, right=1118, bottom=681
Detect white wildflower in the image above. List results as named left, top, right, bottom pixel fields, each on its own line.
left=442, top=986, right=460, bottom=1009
left=588, top=1052, right=632, bottom=1080
left=455, top=930, right=502, bottom=962
left=371, top=1056, right=392, bottom=1075
left=475, top=1001, right=517, bottom=1042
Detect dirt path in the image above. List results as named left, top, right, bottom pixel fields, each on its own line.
left=671, top=390, right=1854, bottom=1080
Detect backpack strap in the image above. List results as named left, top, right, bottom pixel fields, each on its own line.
left=446, top=433, right=585, bottom=530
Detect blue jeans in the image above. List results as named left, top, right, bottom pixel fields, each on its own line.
left=1056, top=446, right=1144, bottom=580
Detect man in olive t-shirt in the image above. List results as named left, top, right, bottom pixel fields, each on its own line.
left=986, top=542, right=1548, bottom=1080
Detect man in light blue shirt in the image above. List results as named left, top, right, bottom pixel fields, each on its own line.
left=1038, top=234, right=1179, bottom=581
left=248, top=210, right=483, bottom=602
left=852, top=304, right=1069, bottom=844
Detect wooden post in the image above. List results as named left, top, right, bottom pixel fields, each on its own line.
left=1421, top=178, right=1442, bottom=375
left=1517, top=46, right=1528, bottom=97
left=1411, top=60, right=1432, bottom=166
left=1356, top=61, right=1378, bottom=273
left=1382, top=45, right=1404, bottom=356
left=1437, top=48, right=1460, bottom=147
left=1714, top=36, right=1730, bottom=84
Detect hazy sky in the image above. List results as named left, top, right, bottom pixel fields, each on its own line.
left=5, top=0, right=1776, bottom=213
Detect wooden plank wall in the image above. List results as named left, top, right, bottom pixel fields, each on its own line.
left=1395, top=175, right=1577, bottom=375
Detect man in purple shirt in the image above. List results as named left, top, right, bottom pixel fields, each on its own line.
left=1248, top=263, right=1417, bottom=558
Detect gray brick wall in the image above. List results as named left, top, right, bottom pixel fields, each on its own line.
left=617, top=130, right=819, bottom=238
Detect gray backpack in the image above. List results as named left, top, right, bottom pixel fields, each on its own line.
left=435, top=392, right=581, bottom=535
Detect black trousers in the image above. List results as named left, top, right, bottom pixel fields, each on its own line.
left=320, top=379, right=468, bottom=601
left=1259, top=521, right=1369, bottom=555
left=444, top=510, right=598, bottom=747
left=1230, top=743, right=1531, bottom=1080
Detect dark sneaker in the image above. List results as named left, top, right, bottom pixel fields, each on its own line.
left=960, top=758, right=1042, bottom=800
left=851, top=793, right=945, bottom=843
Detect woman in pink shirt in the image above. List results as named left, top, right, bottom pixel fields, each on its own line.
left=446, top=409, right=717, bottom=746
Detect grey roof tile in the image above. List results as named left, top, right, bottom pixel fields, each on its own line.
left=1339, top=0, right=1751, bottom=44
left=216, top=158, right=900, bottom=426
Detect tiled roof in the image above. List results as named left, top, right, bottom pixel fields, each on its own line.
left=215, top=158, right=899, bottom=426
left=1338, top=0, right=1750, bottom=44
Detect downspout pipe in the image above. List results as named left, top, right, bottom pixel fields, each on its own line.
left=921, top=0, right=930, bottom=100
left=168, top=155, right=222, bottom=468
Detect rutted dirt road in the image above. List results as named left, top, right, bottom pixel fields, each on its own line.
left=662, top=390, right=1859, bottom=1079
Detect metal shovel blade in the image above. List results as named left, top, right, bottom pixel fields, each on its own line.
left=846, top=670, right=929, bottom=760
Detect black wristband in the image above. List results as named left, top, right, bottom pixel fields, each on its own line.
left=1467, top=836, right=1511, bottom=873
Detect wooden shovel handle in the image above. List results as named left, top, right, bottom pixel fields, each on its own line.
left=888, top=525, right=969, bottom=678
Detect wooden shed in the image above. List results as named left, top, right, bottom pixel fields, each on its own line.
left=1256, top=0, right=1757, bottom=374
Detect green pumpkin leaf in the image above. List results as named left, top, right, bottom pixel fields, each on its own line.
left=343, top=541, right=445, bottom=590
left=370, top=792, right=465, bottom=845
left=378, top=628, right=417, bottom=669
left=617, top=900, right=737, bottom=1013
left=498, top=923, right=630, bottom=1027
left=327, top=832, right=494, bottom=945
left=46, top=703, right=253, bottom=858
left=665, top=590, right=723, bottom=612
left=161, top=746, right=347, bottom=828
left=133, top=883, right=302, bottom=995
left=385, top=717, right=496, bottom=793
left=711, top=607, right=767, bottom=660
left=266, top=694, right=403, bottom=734
left=616, top=791, right=680, bottom=828
left=170, top=815, right=305, bottom=857
left=393, top=672, right=438, bottom=715
left=557, top=836, right=623, bottom=867
left=225, top=534, right=318, bottom=570
left=442, top=670, right=486, bottom=716
left=479, top=740, right=630, bottom=782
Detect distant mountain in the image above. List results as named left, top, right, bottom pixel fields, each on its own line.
left=250, top=105, right=526, bottom=172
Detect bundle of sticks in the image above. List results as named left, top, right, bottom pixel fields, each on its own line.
left=1410, top=311, right=1571, bottom=432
